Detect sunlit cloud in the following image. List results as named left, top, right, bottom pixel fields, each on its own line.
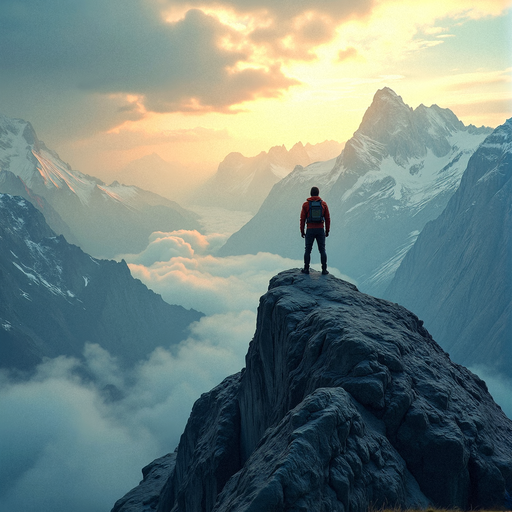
left=337, top=47, right=360, bottom=62
left=122, top=229, right=351, bottom=315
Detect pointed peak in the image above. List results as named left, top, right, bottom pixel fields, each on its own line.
left=373, top=87, right=404, bottom=105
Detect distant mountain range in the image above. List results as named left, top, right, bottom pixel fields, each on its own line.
left=219, top=88, right=492, bottom=296
left=103, top=152, right=207, bottom=200
left=0, top=114, right=200, bottom=258
left=385, top=118, right=512, bottom=377
left=192, top=140, right=344, bottom=213
left=0, top=193, right=202, bottom=371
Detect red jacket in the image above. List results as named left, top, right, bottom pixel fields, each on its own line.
left=300, top=196, right=330, bottom=235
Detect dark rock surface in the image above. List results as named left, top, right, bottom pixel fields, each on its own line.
left=111, top=454, right=177, bottom=512
left=0, top=169, right=79, bottom=245
left=112, top=269, right=512, bottom=512
left=385, top=118, right=512, bottom=376
left=0, top=194, right=203, bottom=370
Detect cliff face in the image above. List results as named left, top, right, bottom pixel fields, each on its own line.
left=385, top=119, right=511, bottom=376
left=112, top=269, right=512, bottom=512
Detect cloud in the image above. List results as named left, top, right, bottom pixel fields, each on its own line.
left=337, top=47, right=360, bottom=62
left=0, top=0, right=299, bottom=138
left=0, top=309, right=255, bottom=512
left=122, top=229, right=351, bottom=315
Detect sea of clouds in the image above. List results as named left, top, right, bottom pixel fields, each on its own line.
left=1, top=223, right=510, bottom=512
left=0, top=220, right=351, bottom=512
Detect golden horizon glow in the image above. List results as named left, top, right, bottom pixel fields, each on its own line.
left=58, top=0, right=511, bottom=181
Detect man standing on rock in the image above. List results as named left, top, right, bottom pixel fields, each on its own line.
left=300, top=186, right=330, bottom=275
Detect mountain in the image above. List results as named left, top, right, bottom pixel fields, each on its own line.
left=0, top=193, right=203, bottom=371
left=105, top=153, right=206, bottom=200
left=219, top=88, right=492, bottom=296
left=192, top=140, right=344, bottom=213
left=0, top=114, right=200, bottom=258
left=112, top=269, right=512, bottom=512
left=384, top=119, right=512, bottom=377
left=0, top=169, right=79, bottom=245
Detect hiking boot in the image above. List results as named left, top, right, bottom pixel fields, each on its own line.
left=301, top=267, right=310, bottom=274
left=321, top=269, right=329, bottom=275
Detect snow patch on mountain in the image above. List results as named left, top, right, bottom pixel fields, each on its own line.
left=0, top=114, right=144, bottom=209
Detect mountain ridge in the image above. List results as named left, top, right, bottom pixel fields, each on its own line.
left=0, top=193, right=203, bottom=370
left=218, top=88, right=492, bottom=296
left=192, top=139, right=344, bottom=213
left=0, top=113, right=200, bottom=258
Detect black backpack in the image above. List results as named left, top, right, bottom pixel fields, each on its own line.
left=307, top=200, right=324, bottom=223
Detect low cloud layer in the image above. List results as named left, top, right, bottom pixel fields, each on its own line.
left=0, top=228, right=334, bottom=512
left=123, top=229, right=350, bottom=315
left=0, top=310, right=255, bottom=512
left=2, top=227, right=509, bottom=512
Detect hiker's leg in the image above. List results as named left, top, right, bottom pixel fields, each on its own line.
left=304, top=230, right=314, bottom=268
left=317, top=230, right=327, bottom=270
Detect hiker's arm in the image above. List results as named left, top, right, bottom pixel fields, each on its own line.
left=324, top=203, right=331, bottom=235
left=300, top=203, right=307, bottom=236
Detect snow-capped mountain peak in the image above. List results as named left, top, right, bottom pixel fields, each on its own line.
left=0, top=113, right=200, bottom=257
left=0, top=113, right=149, bottom=208
left=219, top=88, right=492, bottom=296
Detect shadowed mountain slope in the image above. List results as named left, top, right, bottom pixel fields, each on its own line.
left=385, top=118, right=512, bottom=377
left=0, top=194, right=203, bottom=370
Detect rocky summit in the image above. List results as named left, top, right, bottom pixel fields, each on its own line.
left=112, top=269, right=512, bottom=512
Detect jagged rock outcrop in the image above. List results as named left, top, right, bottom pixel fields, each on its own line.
left=112, top=454, right=178, bottom=512
left=0, top=194, right=203, bottom=370
left=385, top=118, right=512, bottom=377
left=112, top=269, right=512, bottom=512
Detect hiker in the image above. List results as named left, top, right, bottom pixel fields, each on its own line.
left=300, top=186, right=330, bottom=275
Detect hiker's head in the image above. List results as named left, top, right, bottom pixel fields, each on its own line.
left=310, top=186, right=319, bottom=197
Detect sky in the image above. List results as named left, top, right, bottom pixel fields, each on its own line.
left=1, top=2, right=512, bottom=511
left=0, top=0, right=511, bottom=180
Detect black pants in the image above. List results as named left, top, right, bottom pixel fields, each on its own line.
left=304, top=228, right=327, bottom=270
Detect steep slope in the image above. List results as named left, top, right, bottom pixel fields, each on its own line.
left=0, top=169, right=78, bottom=244
left=0, top=194, right=203, bottom=370
left=112, top=270, right=512, bottom=512
left=385, top=118, right=512, bottom=376
left=192, top=140, right=344, bottom=213
left=0, top=114, right=200, bottom=258
left=219, top=88, right=491, bottom=296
